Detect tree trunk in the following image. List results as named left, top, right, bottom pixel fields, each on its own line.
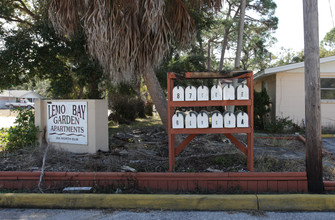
left=229, top=0, right=246, bottom=112
left=219, top=2, right=233, bottom=72
left=303, top=0, right=324, bottom=193
left=234, top=0, right=246, bottom=69
left=207, top=39, right=212, bottom=71
left=219, top=27, right=230, bottom=71
left=143, top=65, right=168, bottom=131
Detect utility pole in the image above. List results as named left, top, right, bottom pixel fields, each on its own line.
left=303, top=0, right=324, bottom=193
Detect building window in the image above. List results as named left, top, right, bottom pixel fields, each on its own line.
left=321, top=78, right=335, bottom=100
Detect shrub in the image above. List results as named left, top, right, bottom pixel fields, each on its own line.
left=254, top=88, right=271, bottom=130
left=264, top=117, right=302, bottom=133
left=110, top=95, right=147, bottom=124
left=136, top=98, right=146, bottom=118
left=0, top=108, right=39, bottom=152
left=144, top=101, right=153, bottom=116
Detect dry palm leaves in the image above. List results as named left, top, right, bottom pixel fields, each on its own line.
left=49, top=0, right=223, bottom=83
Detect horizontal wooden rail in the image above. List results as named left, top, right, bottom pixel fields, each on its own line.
left=170, top=127, right=252, bottom=134
left=0, top=171, right=309, bottom=193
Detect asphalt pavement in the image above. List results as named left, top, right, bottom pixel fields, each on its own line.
left=323, top=138, right=335, bottom=155
left=1, top=209, right=335, bottom=220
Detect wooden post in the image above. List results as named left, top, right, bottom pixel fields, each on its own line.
left=303, top=0, right=324, bottom=193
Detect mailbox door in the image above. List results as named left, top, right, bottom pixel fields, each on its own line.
left=211, top=85, right=223, bottom=100
left=172, top=113, right=184, bottom=128
left=224, top=112, right=236, bottom=128
left=223, top=84, right=235, bottom=100
left=173, top=86, right=184, bottom=101
left=185, top=86, right=197, bottom=101
left=211, top=113, right=223, bottom=128
left=197, top=86, right=209, bottom=101
left=237, top=85, right=249, bottom=100
left=197, top=113, right=209, bottom=128
left=237, top=112, right=248, bottom=128
left=185, top=113, right=197, bottom=128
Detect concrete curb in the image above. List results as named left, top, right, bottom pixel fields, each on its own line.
left=322, top=134, right=335, bottom=138
left=258, top=194, right=335, bottom=211
left=1, top=194, right=335, bottom=211
left=0, top=194, right=257, bottom=210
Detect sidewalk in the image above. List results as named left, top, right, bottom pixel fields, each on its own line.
left=0, top=193, right=335, bottom=211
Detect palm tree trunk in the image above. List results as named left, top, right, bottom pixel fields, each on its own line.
left=143, top=65, right=168, bottom=131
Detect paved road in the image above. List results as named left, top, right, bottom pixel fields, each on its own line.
left=323, top=138, right=335, bottom=155
left=0, top=116, right=17, bottom=128
left=1, top=209, right=335, bottom=220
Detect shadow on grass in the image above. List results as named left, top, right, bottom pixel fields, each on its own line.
left=108, top=113, right=163, bottom=135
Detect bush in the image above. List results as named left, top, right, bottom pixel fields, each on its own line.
left=0, top=108, right=39, bottom=152
left=264, top=117, right=302, bottom=133
left=110, top=95, right=147, bottom=124
left=254, top=88, right=271, bottom=130
left=144, top=101, right=153, bottom=116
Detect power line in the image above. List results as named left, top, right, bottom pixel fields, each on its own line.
left=329, top=0, right=335, bottom=28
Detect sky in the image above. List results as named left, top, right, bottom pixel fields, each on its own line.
left=271, top=0, right=335, bottom=54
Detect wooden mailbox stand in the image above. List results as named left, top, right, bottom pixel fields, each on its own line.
left=167, top=71, right=254, bottom=172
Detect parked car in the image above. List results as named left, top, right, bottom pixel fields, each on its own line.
left=5, top=99, right=35, bottom=109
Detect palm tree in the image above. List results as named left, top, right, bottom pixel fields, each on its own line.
left=48, top=0, right=222, bottom=130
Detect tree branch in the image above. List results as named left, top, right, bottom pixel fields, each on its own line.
left=0, top=15, right=33, bottom=26
left=15, top=0, right=38, bottom=19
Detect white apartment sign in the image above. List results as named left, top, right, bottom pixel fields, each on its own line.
left=47, top=102, right=88, bottom=145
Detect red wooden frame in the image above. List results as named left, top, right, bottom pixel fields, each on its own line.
left=167, top=71, right=254, bottom=172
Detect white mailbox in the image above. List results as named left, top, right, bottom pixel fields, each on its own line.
left=172, top=85, right=185, bottom=101
left=211, top=111, right=223, bottom=128
left=211, top=85, right=223, bottom=100
left=236, top=84, right=249, bottom=100
left=172, top=112, right=184, bottom=128
left=197, top=111, right=209, bottom=128
left=223, top=84, right=235, bottom=100
left=236, top=111, right=248, bottom=128
left=197, top=85, right=209, bottom=101
left=185, top=85, right=197, bottom=101
left=223, top=111, right=236, bottom=128
left=185, top=111, right=197, bottom=128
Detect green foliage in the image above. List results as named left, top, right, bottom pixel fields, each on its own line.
left=109, top=95, right=147, bottom=124
left=144, top=101, right=153, bottom=116
left=320, top=28, right=335, bottom=58
left=0, top=1, right=105, bottom=99
left=254, top=88, right=271, bottom=130
left=273, top=48, right=304, bottom=67
left=321, top=27, right=335, bottom=50
left=0, top=108, right=39, bottom=152
left=264, top=117, right=302, bottom=134
left=156, top=51, right=207, bottom=90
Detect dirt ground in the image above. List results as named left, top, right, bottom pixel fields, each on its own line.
left=1, top=118, right=334, bottom=180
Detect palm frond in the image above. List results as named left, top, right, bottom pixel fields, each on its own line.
left=48, top=0, right=222, bottom=83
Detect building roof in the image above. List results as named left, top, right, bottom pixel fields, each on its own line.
left=0, top=90, right=43, bottom=99
left=254, top=55, right=335, bottom=80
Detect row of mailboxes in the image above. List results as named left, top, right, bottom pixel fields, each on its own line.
left=172, top=84, right=249, bottom=101
left=172, top=111, right=249, bottom=129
